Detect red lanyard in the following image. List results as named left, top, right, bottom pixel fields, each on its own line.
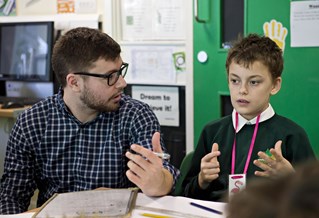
left=231, top=112, right=261, bottom=174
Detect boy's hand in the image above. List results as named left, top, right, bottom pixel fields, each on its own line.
left=198, top=143, right=221, bottom=190
left=253, top=140, right=294, bottom=178
left=125, top=132, right=173, bottom=196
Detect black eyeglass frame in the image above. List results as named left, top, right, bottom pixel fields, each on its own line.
left=73, top=62, right=129, bottom=86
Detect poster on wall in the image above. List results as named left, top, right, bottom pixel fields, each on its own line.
left=291, top=1, right=319, bottom=47
left=263, top=19, right=288, bottom=53
left=57, top=0, right=75, bottom=14
left=121, top=0, right=185, bottom=40
left=16, top=0, right=57, bottom=15
left=132, top=86, right=180, bottom=127
left=0, top=0, right=16, bottom=16
left=130, top=47, right=176, bottom=84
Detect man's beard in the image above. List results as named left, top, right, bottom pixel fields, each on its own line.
left=80, top=86, right=121, bottom=112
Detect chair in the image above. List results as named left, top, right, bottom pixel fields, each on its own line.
left=172, top=150, right=194, bottom=196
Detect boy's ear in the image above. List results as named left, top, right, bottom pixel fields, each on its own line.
left=270, top=77, right=282, bottom=95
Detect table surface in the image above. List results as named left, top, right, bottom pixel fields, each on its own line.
left=0, top=193, right=227, bottom=218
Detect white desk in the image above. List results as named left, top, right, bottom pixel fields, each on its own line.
left=134, top=193, right=227, bottom=218
left=0, top=193, right=227, bottom=218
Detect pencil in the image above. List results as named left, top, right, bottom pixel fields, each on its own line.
left=140, top=212, right=173, bottom=218
left=190, top=202, right=223, bottom=215
left=153, top=152, right=171, bottom=160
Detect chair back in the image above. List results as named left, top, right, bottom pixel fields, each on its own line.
left=172, top=150, right=194, bottom=196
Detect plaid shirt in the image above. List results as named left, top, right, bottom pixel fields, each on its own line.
left=0, top=89, right=179, bottom=214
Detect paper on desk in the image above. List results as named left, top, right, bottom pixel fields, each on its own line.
left=133, top=194, right=227, bottom=218
left=33, top=189, right=137, bottom=218
left=0, top=213, right=35, bottom=218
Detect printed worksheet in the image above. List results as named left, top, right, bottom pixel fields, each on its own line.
left=33, top=189, right=137, bottom=218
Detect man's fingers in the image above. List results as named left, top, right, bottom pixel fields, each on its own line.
left=152, top=132, right=162, bottom=153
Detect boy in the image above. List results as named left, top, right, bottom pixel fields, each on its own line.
left=180, top=34, right=316, bottom=201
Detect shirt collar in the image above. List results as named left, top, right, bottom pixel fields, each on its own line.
left=232, top=104, right=275, bottom=133
left=57, top=87, right=66, bottom=111
left=56, top=87, right=86, bottom=123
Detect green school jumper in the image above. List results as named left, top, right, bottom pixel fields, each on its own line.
left=181, top=114, right=316, bottom=201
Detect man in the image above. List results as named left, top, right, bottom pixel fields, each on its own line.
left=0, top=27, right=179, bottom=214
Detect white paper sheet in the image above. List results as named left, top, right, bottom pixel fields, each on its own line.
left=121, top=0, right=185, bottom=40
left=131, top=48, right=176, bottom=84
left=33, top=189, right=136, bottom=218
left=0, top=213, right=35, bottom=218
left=134, top=194, right=227, bottom=218
left=291, top=1, right=319, bottom=47
left=132, top=86, right=179, bottom=127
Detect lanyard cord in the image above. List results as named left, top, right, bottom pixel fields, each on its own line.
left=231, top=112, right=261, bottom=174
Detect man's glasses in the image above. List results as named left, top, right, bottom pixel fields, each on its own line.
left=74, top=62, right=129, bottom=86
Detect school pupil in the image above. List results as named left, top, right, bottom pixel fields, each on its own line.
left=179, top=33, right=316, bottom=201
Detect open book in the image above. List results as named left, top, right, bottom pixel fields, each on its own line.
left=32, top=188, right=138, bottom=218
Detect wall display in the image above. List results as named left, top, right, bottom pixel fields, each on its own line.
left=121, top=0, right=185, bottom=40
left=19, top=0, right=56, bottom=15
left=290, top=1, right=319, bottom=47
left=121, top=45, right=186, bottom=85
left=118, top=0, right=189, bottom=159
left=131, top=48, right=175, bottom=84
left=0, top=0, right=16, bottom=16
left=57, top=0, right=75, bottom=14
left=132, top=85, right=179, bottom=127
left=263, top=19, right=288, bottom=52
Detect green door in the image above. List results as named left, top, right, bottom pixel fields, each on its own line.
left=193, top=0, right=230, bottom=144
left=194, top=0, right=319, bottom=156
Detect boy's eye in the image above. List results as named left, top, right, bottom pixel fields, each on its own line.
left=230, top=79, right=239, bottom=84
left=250, top=80, right=260, bottom=85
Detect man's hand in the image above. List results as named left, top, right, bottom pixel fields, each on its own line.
left=125, top=132, right=173, bottom=196
left=198, top=143, right=221, bottom=190
left=253, top=140, right=294, bottom=178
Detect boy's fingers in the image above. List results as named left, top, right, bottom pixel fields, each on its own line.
left=211, top=143, right=219, bottom=162
left=211, top=143, right=219, bottom=153
left=271, top=140, right=284, bottom=161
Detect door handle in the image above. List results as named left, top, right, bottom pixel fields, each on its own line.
left=194, top=0, right=208, bottom=23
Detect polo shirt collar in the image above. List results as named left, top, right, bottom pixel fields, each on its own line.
left=232, top=104, right=275, bottom=133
